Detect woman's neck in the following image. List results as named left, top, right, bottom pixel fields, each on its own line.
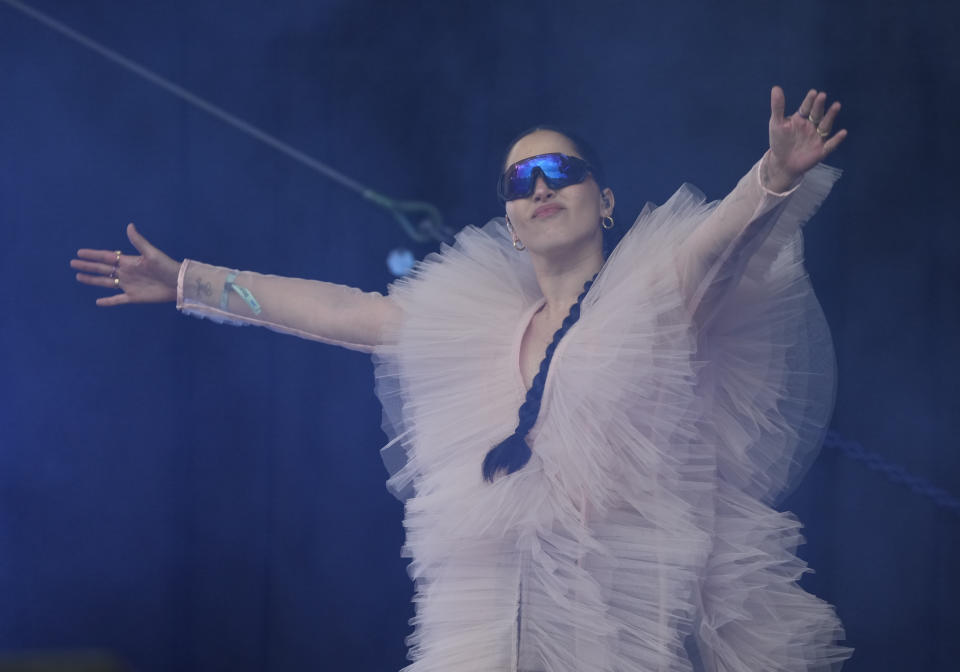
left=528, top=245, right=605, bottom=322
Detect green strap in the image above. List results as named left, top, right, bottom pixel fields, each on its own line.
left=221, top=272, right=262, bottom=316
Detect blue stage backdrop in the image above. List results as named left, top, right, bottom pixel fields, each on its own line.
left=1, top=1, right=958, bottom=670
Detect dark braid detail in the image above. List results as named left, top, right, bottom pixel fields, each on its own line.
left=482, top=273, right=599, bottom=482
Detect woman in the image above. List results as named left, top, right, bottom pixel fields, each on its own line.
left=73, top=86, right=852, bottom=671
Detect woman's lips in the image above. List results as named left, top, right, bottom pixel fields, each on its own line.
left=533, top=204, right=563, bottom=218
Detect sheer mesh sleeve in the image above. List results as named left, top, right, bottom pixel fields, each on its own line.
left=676, top=152, right=804, bottom=326
left=176, top=260, right=401, bottom=353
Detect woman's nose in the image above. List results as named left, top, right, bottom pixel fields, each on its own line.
left=532, top=175, right=554, bottom=201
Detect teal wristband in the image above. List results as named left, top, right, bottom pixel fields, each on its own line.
left=221, top=272, right=262, bottom=316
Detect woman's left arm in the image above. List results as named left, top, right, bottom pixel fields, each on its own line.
left=676, top=86, right=847, bottom=319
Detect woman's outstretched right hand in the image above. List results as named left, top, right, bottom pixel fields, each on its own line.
left=71, top=223, right=181, bottom=307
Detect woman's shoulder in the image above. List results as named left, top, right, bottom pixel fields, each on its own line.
left=386, top=218, right=541, bottom=314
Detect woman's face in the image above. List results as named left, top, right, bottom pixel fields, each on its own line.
left=503, top=130, right=614, bottom=261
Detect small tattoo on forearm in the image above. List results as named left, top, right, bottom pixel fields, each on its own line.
left=195, top=278, right=213, bottom=298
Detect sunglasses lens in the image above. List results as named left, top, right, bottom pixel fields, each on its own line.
left=499, top=154, right=590, bottom=201
left=502, top=164, right=532, bottom=200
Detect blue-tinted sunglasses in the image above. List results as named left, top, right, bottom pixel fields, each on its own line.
left=497, top=152, right=593, bottom=202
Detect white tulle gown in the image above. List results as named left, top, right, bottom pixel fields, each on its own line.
left=177, top=156, right=853, bottom=672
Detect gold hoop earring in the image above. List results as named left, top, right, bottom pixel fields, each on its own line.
left=505, top=217, right=525, bottom=251
left=601, top=215, right=615, bottom=230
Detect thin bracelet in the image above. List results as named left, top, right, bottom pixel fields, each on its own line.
left=757, top=151, right=803, bottom=197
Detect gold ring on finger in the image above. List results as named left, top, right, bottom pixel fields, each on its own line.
left=816, top=126, right=830, bottom=137
left=114, top=250, right=122, bottom=262
left=113, top=277, right=120, bottom=288
left=807, top=114, right=821, bottom=125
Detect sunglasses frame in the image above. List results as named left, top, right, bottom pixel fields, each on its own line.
left=497, top=152, right=593, bottom=202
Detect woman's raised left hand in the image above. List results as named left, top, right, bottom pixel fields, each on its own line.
left=766, top=86, right=848, bottom=192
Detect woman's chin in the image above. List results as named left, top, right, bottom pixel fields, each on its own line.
left=525, top=233, right=602, bottom=263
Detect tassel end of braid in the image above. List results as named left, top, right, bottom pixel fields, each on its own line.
left=482, top=433, right=532, bottom=482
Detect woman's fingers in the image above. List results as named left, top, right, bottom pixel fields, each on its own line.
left=818, top=101, right=842, bottom=134
left=814, top=98, right=846, bottom=153
left=73, top=225, right=164, bottom=307
left=76, top=248, right=122, bottom=264
left=95, top=293, right=131, bottom=308
left=126, top=223, right=153, bottom=256
left=70, top=259, right=115, bottom=275
left=796, top=89, right=818, bottom=117
left=809, top=92, right=828, bottom=124
left=75, top=223, right=148, bottom=267
left=769, top=86, right=848, bottom=163
left=770, top=86, right=786, bottom=123
left=75, top=272, right=121, bottom=289
left=823, top=128, right=848, bottom=154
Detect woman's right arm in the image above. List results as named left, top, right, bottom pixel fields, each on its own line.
left=72, top=224, right=400, bottom=353
left=177, top=258, right=398, bottom=352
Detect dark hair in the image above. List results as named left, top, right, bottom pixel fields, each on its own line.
left=482, top=273, right=598, bottom=482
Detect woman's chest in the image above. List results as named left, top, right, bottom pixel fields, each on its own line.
left=518, top=306, right=565, bottom=391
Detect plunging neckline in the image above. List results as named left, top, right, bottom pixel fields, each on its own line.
left=511, top=297, right=579, bottom=434
left=514, top=298, right=547, bottom=393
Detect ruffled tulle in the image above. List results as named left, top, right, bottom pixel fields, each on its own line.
left=373, top=163, right=851, bottom=671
